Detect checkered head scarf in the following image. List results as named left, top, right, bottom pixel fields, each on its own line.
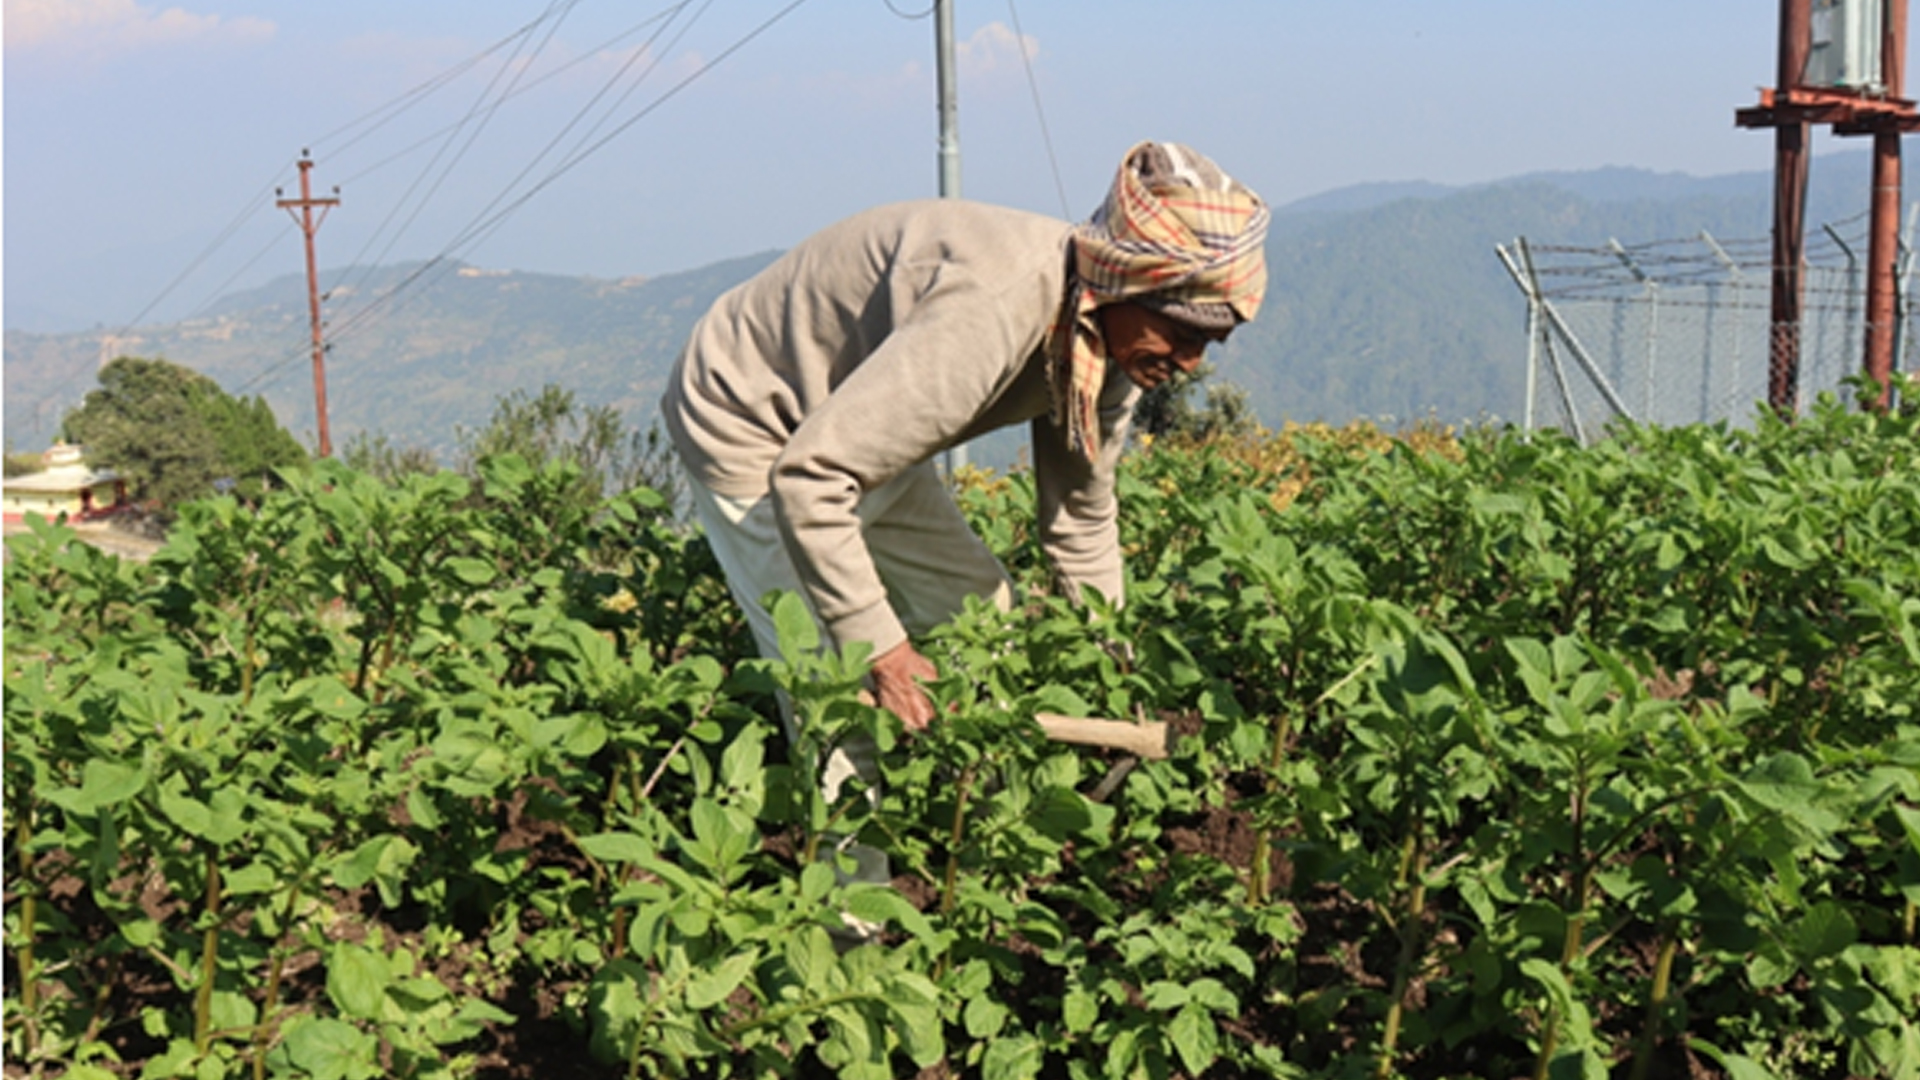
left=1048, top=140, right=1270, bottom=459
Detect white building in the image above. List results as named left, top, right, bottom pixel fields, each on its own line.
left=3, top=443, right=130, bottom=525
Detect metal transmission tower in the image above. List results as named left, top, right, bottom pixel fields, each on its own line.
left=276, top=153, right=341, bottom=457
left=1738, top=0, right=1917, bottom=413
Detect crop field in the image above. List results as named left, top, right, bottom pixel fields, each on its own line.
left=5, top=385, right=1919, bottom=1080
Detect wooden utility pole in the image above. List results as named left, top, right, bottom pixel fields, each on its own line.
left=1739, top=0, right=1916, bottom=414
left=276, top=152, right=341, bottom=456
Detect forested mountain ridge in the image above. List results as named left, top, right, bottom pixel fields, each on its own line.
left=6, top=153, right=1904, bottom=460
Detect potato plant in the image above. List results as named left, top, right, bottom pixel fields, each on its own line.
left=6, top=379, right=1919, bottom=1080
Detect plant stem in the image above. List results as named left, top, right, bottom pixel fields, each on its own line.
left=1537, top=753, right=1592, bottom=1080
left=939, top=762, right=978, bottom=921
left=240, top=617, right=257, bottom=706
left=194, top=851, right=222, bottom=1055
left=1250, top=710, right=1294, bottom=906
left=252, top=873, right=310, bottom=1080
left=1532, top=1015, right=1560, bottom=1080
left=1628, top=930, right=1680, bottom=1080
left=934, top=761, right=979, bottom=983
left=1375, top=827, right=1428, bottom=1080
left=14, top=810, right=40, bottom=1059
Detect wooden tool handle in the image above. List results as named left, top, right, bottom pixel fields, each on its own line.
left=856, top=690, right=1172, bottom=759
left=1033, top=714, right=1170, bottom=760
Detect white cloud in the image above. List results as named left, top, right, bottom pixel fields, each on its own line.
left=957, top=21, right=1037, bottom=79
left=4, top=0, right=273, bottom=58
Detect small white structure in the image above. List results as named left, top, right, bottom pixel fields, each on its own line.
left=3, top=443, right=130, bottom=525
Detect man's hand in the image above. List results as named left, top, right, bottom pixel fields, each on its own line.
left=870, top=641, right=938, bottom=732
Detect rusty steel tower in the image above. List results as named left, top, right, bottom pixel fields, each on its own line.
left=1738, top=0, right=1915, bottom=412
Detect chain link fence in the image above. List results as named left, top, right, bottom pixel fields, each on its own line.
left=1496, top=210, right=1916, bottom=441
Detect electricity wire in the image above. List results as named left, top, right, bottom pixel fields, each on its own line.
left=882, top=0, right=936, bottom=19
left=1005, top=0, right=1070, bottom=219
left=324, top=0, right=815, bottom=354
left=109, top=162, right=296, bottom=337
left=113, top=8, right=573, bottom=336
left=330, top=0, right=587, bottom=302
left=323, top=4, right=694, bottom=191
left=234, top=0, right=818, bottom=396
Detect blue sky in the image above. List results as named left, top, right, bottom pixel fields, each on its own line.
left=2, top=0, right=1900, bottom=332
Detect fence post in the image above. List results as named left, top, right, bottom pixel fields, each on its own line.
left=1608, top=239, right=1660, bottom=422
left=1700, top=230, right=1748, bottom=419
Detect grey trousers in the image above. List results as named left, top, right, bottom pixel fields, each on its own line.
left=685, top=461, right=1013, bottom=888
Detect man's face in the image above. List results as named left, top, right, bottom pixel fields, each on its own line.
left=1097, top=302, right=1229, bottom=391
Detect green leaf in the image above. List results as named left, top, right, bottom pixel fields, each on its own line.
left=209, top=989, right=257, bottom=1032
left=1792, top=901, right=1858, bottom=960
left=770, top=591, right=820, bottom=655
left=140, top=1037, right=199, bottom=1080
left=281, top=1016, right=379, bottom=1080
left=446, top=556, right=497, bottom=585
left=981, top=1033, right=1043, bottom=1080
left=787, top=926, right=835, bottom=992
left=800, top=861, right=836, bottom=903
left=844, top=883, right=935, bottom=940
left=157, top=790, right=214, bottom=843
left=884, top=972, right=945, bottom=1067
left=121, top=918, right=162, bottom=948
left=1169, top=1001, right=1221, bottom=1077
left=587, top=959, right=648, bottom=1064
left=686, top=948, right=758, bottom=1009
left=1688, top=1038, right=1779, bottom=1080
left=1506, top=637, right=1556, bottom=707
left=964, top=993, right=1009, bottom=1038
left=1894, top=804, right=1920, bottom=857
left=405, top=786, right=443, bottom=831
left=326, top=941, right=391, bottom=1021
left=1747, top=944, right=1797, bottom=989
left=222, top=861, right=277, bottom=897
left=63, top=758, right=146, bottom=814
left=575, top=831, right=653, bottom=864
left=1062, top=987, right=1099, bottom=1034
left=329, top=835, right=418, bottom=908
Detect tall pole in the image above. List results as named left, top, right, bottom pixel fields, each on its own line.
left=1865, top=0, right=1908, bottom=410
left=935, top=0, right=961, bottom=201
left=1769, top=0, right=1813, bottom=416
left=276, top=152, right=340, bottom=458
left=936, top=0, right=968, bottom=472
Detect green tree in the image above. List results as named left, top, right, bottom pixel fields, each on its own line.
left=61, top=356, right=308, bottom=514
left=454, top=383, right=682, bottom=510
left=1133, top=361, right=1261, bottom=442
left=341, top=431, right=441, bottom=483
left=4, top=445, right=44, bottom=478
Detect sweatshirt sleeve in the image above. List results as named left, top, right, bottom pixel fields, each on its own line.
left=1031, top=370, right=1138, bottom=607
left=768, top=261, right=1029, bottom=655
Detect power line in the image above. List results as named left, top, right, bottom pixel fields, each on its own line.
left=109, top=161, right=296, bottom=336
left=1005, top=0, right=1070, bottom=219
left=332, top=0, right=587, bottom=301
left=408, top=0, right=715, bottom=287
left=167, top=0, right=821, bottom=410
left=320, top=0, right=820, bottom=357
left=323, top=3, right=697, bottom=192
left=882, top=0, right=936, bottom=19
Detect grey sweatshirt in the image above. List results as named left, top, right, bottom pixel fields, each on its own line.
left=661, top=199, right=1138, bottom=655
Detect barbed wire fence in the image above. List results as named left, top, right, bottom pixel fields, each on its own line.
left=1495, top=206, right=1919, bottom=442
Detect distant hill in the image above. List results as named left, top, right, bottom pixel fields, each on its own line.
left=7, top=153, right=1909, bottom=463
left=5, top=251, right=780, bottom=460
